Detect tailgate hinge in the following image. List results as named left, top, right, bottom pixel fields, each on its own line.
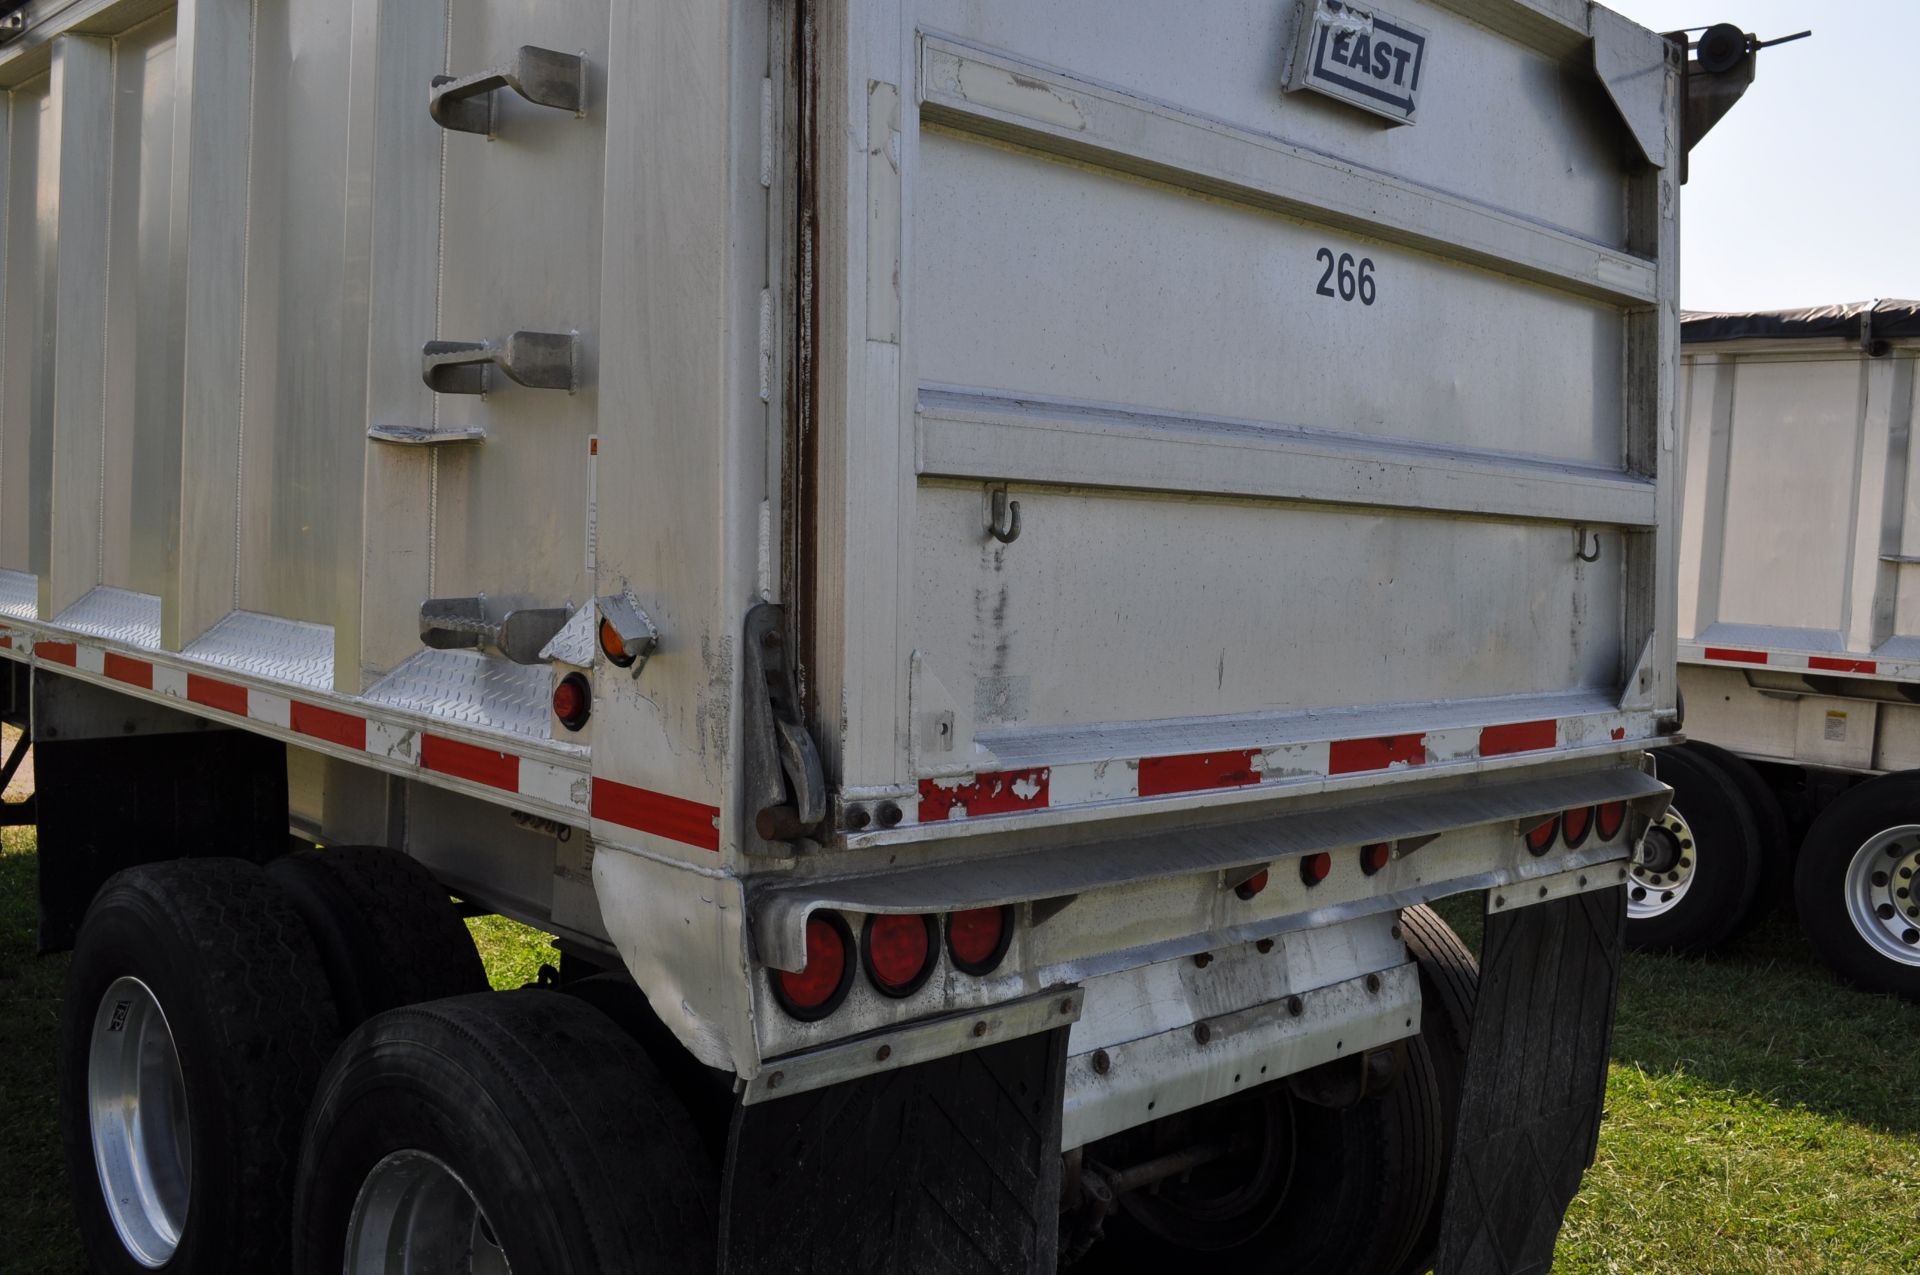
left=743, top=603, right=826, bottom=855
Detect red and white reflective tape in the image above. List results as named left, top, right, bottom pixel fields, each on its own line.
left=0, top=624, right=721, bottom=853
left=917, top=709, right=1650, bottom=825
left=1680, top=641, right=1895, bottom=680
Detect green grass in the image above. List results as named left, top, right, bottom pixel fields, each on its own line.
left=466, top=913, right=561, bottom=991
left=4, top=831, right=1917, bottom=1272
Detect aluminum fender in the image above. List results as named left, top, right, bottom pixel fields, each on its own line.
left=593, top=844, right=756, bottom=1076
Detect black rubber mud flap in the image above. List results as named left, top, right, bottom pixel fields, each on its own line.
left=719, top=1026, right=1067, bottom=1274
left=1434, top=887, right=1625, bottom=1275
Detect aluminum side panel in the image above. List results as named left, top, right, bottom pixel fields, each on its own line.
left=428, top=0, right=610, bottom=614
left=0, top=73, right=54, bottom=593
left=1679, top=348, right=1920, bottom=672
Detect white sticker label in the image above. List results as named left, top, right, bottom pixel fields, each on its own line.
left=1825, top=711, right=1848, bottom=742
left=585, top=435, right=599, bottom=577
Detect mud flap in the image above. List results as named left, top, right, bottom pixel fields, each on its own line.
left=719, top=1026, right=1067, bottom=1274
left=1435, top=886, right=1625, bottom=1275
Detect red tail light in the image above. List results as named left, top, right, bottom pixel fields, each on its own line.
left=1235, top=868, right=1270, bottom=900
left=1525, top=816, right=1558, bottom=855
left=1596, top=801, right=1627, bottom=840
left=863, top=914, right=937, bottom=997
left=1360, top=843, right=1392, bottom=875
left=947, top=906, right=1013, bottom=975
left=773, top=913, right=854, bottom=1020
left=551, top=673, right=591, bottom=732
left=1562, top=805, right=1594, bottom=848
left=1300, top=852, right=1332, bottom=886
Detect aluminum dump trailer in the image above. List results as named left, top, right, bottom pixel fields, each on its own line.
left=1667, top=301, right=1920, bottom=998
left=0, top=0, right=1737, bottom=1270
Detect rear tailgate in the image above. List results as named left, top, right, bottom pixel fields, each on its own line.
left=808, top=0, right=1679, bottom=831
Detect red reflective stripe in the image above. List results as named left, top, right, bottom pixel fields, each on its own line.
left=1703, top=647, right=1766, bottom=664
left=1809, top=656, right=1877, bottom=674
left=0, top=635, right=14, bottom=649
left=103, top=653, right=152, bottom=689
left=1137, top=749, right=1260, bottom=797
left=291, top=701, right=367, bottom=750
left=187, top=674, right=249, bottom=715
left=592, top=777, right=721, bottom=851
left=1479, top=719, right=1556, bottom=757
left=37, top=642, right=75, bottom=666
left=1329, top=732, right=1426, bottom=775
left=421, top=734, right=519, bottom=792
left=918, top=769, right=1051, bottom=821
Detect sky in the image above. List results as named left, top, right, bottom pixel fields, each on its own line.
left=1602, top=1, right=1918, bottom=312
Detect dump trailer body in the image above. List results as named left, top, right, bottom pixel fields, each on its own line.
left=1666, top=304, right=1920, bottom=1000
left=0, top=0, right=1689, bottom=1267
left=1678, top=302, right=1920, bottom=769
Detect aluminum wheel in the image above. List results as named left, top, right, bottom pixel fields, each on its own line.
left=345, top=1150, right=513, bottom=1274
left=88, top=976, right=192, bottom=1268
left=1841, top=825, right=1920, bottom=969
left=1627, top=807, right=1696, bottom=920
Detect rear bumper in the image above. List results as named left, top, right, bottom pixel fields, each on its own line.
left=752, top=761, right=1665, bottom=970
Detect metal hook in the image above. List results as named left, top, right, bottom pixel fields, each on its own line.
left=1574, top=527, right=1601, bottom=563
left=988, top=485, right=1022, bottom=545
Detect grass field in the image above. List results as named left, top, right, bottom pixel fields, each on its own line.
left=4, top=827, right=1917, bottom=1272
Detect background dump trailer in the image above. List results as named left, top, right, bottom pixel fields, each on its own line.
left=0, top=0, right=1735, bottom=1270
left=1668, top=301, right=1920, bottom=998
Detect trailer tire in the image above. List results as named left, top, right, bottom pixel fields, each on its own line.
left=1625, top=745, right=1762, bottom=952
left=1686, top=740, right=1794, bottom=917
left=294, top=990, right=718, bottom=1274
left=1396, top=905, right=1478, bottom=1275
left=1093, top=1037, right=1444, bottom=1274
left=59, top=858, right=341, bottom=1274
left=1793, top=772, right=1920, bottom=999
left=563, top=971, right=736, bottom=1157
left=267, top=844, right=487, bottom=1027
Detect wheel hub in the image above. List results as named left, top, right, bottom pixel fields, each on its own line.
left=1627, top=809, right=1696, bottom=920
left=1841, top=825, right=1920, bottom=968
left=88, top=976, right=192, bottom=1269
left=345, top=1149, right=513, bottom=1274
